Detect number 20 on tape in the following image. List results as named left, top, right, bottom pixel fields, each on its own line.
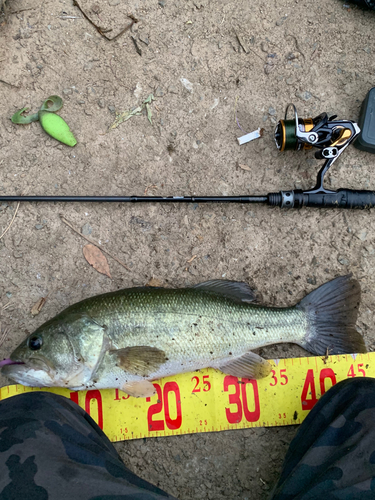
left=1, top=352, right=373, bottom=443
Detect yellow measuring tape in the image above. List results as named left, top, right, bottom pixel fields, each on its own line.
left=0, top=352, right=373, bottom=443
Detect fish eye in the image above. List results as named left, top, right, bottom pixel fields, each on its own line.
left=28, top=335, right=43, bottom=351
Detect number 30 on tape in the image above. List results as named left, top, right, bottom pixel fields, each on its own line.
left=0, top=352, right=373, bottom=443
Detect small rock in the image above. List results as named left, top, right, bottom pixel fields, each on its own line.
left=6, top=292, right=12, bottom=299
left=180, top=77, right=193, bottom=92
left=139, top=34, right=149, bottom=45
left=13, top=235, right=22, bottom=246
left=35, top=224, right=44, bottom=230
left=296, top=91, right=312, bottom=101
left=260, top=42, right=269, bottom=53
left=286, top=52, right=296, bottom=60
left=82, top=223, right=92, bottom=236
left=276, top=16, right=287, bottom=26
left=365, top=246, right=375, bottom=255
left=218, top=42, right=222, bottom=49
left=286, top=77, right=295, bottom=85
left=264, top=62, right=275, bottom=75
left=78, top=100, right=85, bottom=105
left=155, top=87, right=164, bottom=97
left=130, top=216, right=152, bottom=230
left=168, top=85, right=178, bottom=94
left=98, top=99, right=105, bottom=108
left=268, top=107, right=276, bottom=116
left=189, top=266, right=198, bottom=276
left=83, top=62, right=93, bottom=71
left=109, top=0, right=120, bottom=5
left=357, top=229, right=367, bottom=241
left=63, top=88, right=73, bottom=95
left=307, top=276, right=316, bottom=285
left=338, top=255, right=350, bottom=266
left=13, top=251, right=23, bottom=259
left=36, top=64, right=44, bottom=70
left=108, top=105, right=116, bottom=113
left=158, top=0, right=166, bottom=6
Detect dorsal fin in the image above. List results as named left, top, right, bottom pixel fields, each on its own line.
left=191, top=280, right=256, bottom=303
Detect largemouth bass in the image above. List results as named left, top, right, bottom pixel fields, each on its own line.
left=1, top=275, right=366, bottom=397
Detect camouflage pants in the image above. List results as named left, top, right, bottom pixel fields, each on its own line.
left=1, top=379, right=375, bottom=499
left=271, top=377, right=375, bottom=499
left=0, top=392, right=175, bottom=500
left=350, top=0, right=375, bottom=8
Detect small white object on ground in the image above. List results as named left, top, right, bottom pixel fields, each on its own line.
left=237, top=127, right=264, bottom=145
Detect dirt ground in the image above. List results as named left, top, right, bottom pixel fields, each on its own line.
left=1, top=0, right=375, bottom=498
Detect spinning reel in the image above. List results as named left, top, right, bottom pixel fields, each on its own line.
left=271, top=104, right=364, bottom=208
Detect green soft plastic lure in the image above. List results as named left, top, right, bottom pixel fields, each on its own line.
left=11, top=95, right=77, bottom=147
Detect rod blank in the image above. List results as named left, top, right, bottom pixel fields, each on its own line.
left=0, top=195, right=269, bottom=203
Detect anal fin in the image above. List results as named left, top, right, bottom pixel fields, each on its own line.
left=219, top=352, right=271, bottom=379
left=121, top=380, right=156, bottom=398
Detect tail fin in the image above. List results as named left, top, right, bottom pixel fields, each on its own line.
left=297, top=275, right=366, bottom=355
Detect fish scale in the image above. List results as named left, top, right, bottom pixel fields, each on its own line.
left=83, top=289, right=306, bottom=358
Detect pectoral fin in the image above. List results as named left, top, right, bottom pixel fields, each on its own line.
left=111, top=346, right=167, bottom=377
left=121, top=380, right=156, bottom=398
left=219, top=352, right=271, bottom=379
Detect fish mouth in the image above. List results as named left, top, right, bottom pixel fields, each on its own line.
left=0, top=356, right=53, bottom=374
left=1, top=358, right=55, bottom=387
left=0, top=359, right=25, bottom=368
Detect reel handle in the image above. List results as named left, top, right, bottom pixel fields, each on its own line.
left=268, top=189, right=375, bottom=209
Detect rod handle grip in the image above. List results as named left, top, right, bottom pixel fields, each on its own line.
left=298, top=189, right=375, bottom=209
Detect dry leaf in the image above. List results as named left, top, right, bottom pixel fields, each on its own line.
left=238, top=163, right=251, bottom=171
left=83, top=244, right=112, bottom=278
left=31, top=297, right=47, bottom=316
left=146, top=277, right=163, bottom=287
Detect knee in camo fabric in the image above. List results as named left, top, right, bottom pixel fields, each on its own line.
left=271, top=378, right=375, bottom=499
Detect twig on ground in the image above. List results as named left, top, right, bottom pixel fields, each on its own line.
left=10, top=6, right=37, bottom=14
left=58, top=15, right=82, bottom=19
left=0, top=326, right=9, bottom=348
left=73, top=0, right=136, bottom=41
left=60, top=216, right=131, bottom=271
left=234, top=31, right=248, bottom=54
left=131, top=35, right=142, bottom=55
left=0, top=79, right=19, bottom=88
left=0, top=201, right=20, bottom=240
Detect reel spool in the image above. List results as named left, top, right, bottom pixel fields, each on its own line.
left=274, top=105, right=315, bottom=152
left=274, top=103, right=355, bottom=155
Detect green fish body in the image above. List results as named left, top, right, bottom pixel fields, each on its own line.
left=1, top=276, right=366, bottom=397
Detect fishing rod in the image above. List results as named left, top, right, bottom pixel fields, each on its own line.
left=2, top=89, right=375, bottom=209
